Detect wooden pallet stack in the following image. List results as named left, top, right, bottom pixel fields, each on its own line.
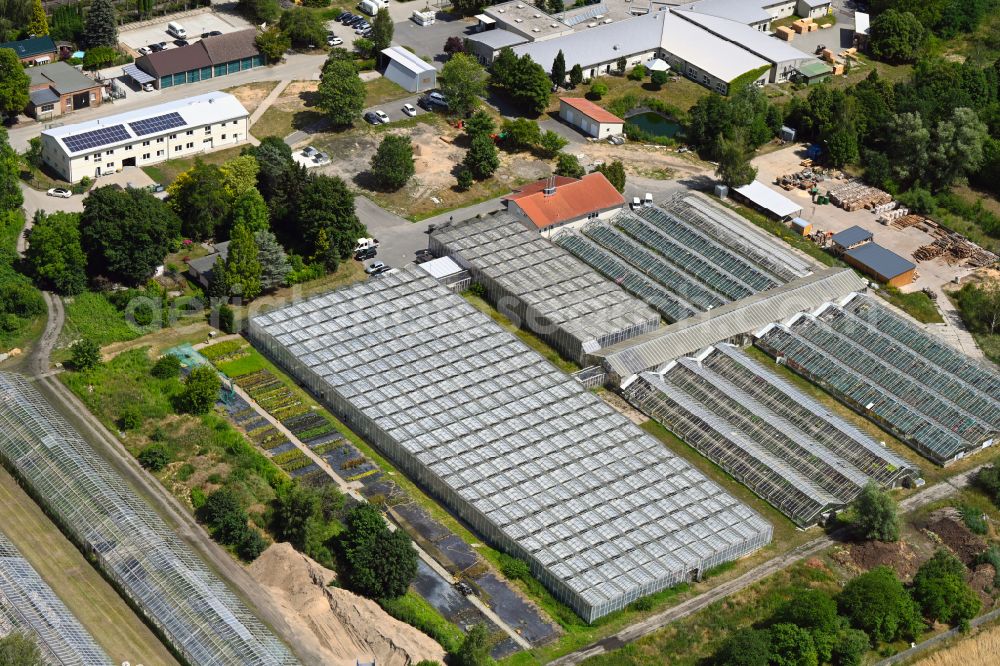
left=828, top=180, right=893, bottom=211
left=913, top=234, right=999, bottom=267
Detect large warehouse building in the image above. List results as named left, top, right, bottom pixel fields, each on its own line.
left=429, top=212, right=661, bottom=364
left=246, top=267, right=773, bottom=623
left=40, top=91, right=249, bottom=182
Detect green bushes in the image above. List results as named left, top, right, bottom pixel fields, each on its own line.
left=151, top=354, right=182, bottom=379
left=174, top=365, right=221, bottom=415
left=340, top=504, right=417, bottom=600
left=497, top=552, right=530, bottom=581
left=958, top=504, right=989, bottom=534
left=379, top=593, right=464, bottom=653
left=138, top=443, right=172, bottom=471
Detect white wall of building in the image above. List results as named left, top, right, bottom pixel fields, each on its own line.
left=43, top=115, right=250, bottom=183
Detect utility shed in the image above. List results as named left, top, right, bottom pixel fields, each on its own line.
left=843, top=243, right=916, bottom=287
left=830, top=225, right=872, bottom=253
left=429, top=212, right=660, bottom=364
left=796, top=59, right=832, bottom=84
left=381, top=46, right=437, bottom=92
left=791, top=217, right=812, bottom=235
left=559, top=98, right=624, bottom=139
left=245, top=267, right=773, bottom=623
left=733, top=181, right=802, bottom=220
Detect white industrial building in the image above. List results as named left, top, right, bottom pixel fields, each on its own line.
left=381, top=46, right=437, bottom=93
left=246, top=267, right=772, bottom=623
left=40, top=91, right=249, bottom=182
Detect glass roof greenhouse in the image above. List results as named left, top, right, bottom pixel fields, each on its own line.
left=246, top=267, right=772, bottom=622
left=626, top=344, right=919, bottom=527
left=0, top=530, right=110, bottom=666
left=429, top=212, right=660, bottom=363
left=755, top=295, right=1000, bottom=465
left=0, top=373, right=299, bottom=666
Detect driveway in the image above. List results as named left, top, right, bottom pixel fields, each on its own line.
left=392, top=13, right=476, bottom=66
left=538, top=115, right=590, bottom=149
left=362, top=94, right=429, bottom=123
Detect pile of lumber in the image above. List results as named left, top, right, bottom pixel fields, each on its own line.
left=913, top=234, right=999, bottom=267
left=828, top=180, right=893, bottom=211
left=891, top=214, right=924, bottom=229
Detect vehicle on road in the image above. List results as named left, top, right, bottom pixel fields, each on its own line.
left=365, top=261, right=386, bottom=274
left=173, top=39, right=189, bottom=47
left=166, top=22, right=187, bottom=39
left=327, top=35, right=342, bottom=46
left=355, top=237, right=380, bottom=251
left=364, top=111, right=382, bottom=124
left=201, top=30, right=222, bottom=38
left=374, top=110, right=389, bottom=123
left=355, top=247, right=377, bottom=261
left=46, top=187, right=72, bottom=198
left=149, top=43, right=165, bottom=52
left=402, top=103, right=416, bottom=117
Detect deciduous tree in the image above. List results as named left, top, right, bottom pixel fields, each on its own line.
left=370, top=8, right=393, bottom=54
left=768, top=623, right=818, bottom=666
left=0, top=632, right=44, bottom=666
left=0, top=128, right=20, bottom=211
left=554, top=152, right=584, bottom=178
left=837, top=566, right=922, bottom=644
left=24, top=211, right=87, bottom=295
left=715, top=133, right=757, bottom=188
left=831, top=629, right=869, bottom=666
left=713, top=628, right=771, bottom=666
left=464, top=132, right=499, bottom=179
left=168, top=160, right=229, bottom=240
left=370, top=134, right=415, bottom=191
left=227, top=188, right=270, bottom=236
left=439, top=53, right=488, bottom=118
left=340, top=504, right=417, bottom=599
left=593, top=160, right=625, bottom=192
left=869, top=9, right=926, bottom=64
left=0, top=48, right=30, bottom=119
left=537, top=130, right=567, bottom=158
left=317, top=58, right=365, bottom=126
left=911, top=550, right=981, bottom=626
left=501, top=117, right=541, bottom=150
left=79, top=186, right=180, bottom=286
left=176, top=365, right=221, bottom=415
left=851, top=482, right=900, bottom=542
left=279, top=8, right=325, bottom=48
left=451, top=623, right=494, bottom=666
left=255, top=26, right=290, bottom=63
left=464, top=109, right=495, bottom=138
left=70, top=339, right=101, bottom=371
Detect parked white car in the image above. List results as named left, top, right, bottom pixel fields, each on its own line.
left=46, top=187, right=72, bottom=198
left=374, top=110, right=389, bottom=123
left=402, top=103, right=416, bottom=117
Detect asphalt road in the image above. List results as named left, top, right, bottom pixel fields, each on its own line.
left=549, top=463, right=992, bottom=666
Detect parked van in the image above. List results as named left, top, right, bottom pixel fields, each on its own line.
left=166, top=22, right=187, bottom=39
left=357, top=0, right=380, bottom=16
left=355, top=237, right=380, bottom=251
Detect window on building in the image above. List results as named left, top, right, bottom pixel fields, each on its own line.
left=156, top=150, right=164, bottom=156
left=105, top=150, right=112, bottom=156
left=157, top=137, right=164, bottom=143
left=125, top=145, right=133, bottom=151
left=170, top=134, right=176, bottom=139
left=106, top=162, right=113, bottom=168
left=186, top=130, right=193, bottom=136
left=142, top=153, right=150, bottom=159
left=186, top=142, right=193, bottom=149
left=175, top=145, right=182, bottom=152
left=204, top=126, right=211, bottom=133
left=142, top=140, right=150, bottom=146
left=40, top=104, right=53, bottom=112
left=221, top=134, right=227, bottom=140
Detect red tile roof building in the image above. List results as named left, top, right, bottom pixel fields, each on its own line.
left=504, top=173, right=625, bottom=234
left=558, top=98, right=625, bottom=138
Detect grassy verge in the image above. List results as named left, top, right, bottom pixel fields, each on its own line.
left=878, top=287, right=944, bottom=324
left=580, top=558, right=841, bottom=666
left=250, top=107, right=296, bottom=141
left=379, top=592, right=465, bottom=653
left=61, top=292, right=142, bottom=348
left=461, top=293, right=580, bottom=373
left=141, top=145, right=245, bottom=186
left=0, top=211, right=45, bottom=355
left=566, top=74, right=710, bottom=115
left=222, top=81, right=280, bottom=114
left=364, top=77, right=410, bottom=107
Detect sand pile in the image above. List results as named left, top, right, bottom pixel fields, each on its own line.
left=249, top=543, right=445, bottom=666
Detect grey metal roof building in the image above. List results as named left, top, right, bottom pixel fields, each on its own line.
left=831, top=225, right=873, bottom=251
left=0, top=530, right=111, bottom=666
left=429, top=212, right=660, bottom=364
left=626, top=344, right=919, bottom=527
left=594, top=267, right=867, bottom=385
left=755, top=294, right=1000, bottom=465
left=0, top=373, right=299, bottom=666
left=246, top=267, right=772, bottom=623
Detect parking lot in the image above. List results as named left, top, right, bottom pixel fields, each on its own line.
left=119, top=12, right=254, bottom=52
left=393, top=13, right=475, bottom=66
left=362, top=93, right=429, bottom=123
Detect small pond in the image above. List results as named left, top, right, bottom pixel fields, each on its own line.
left=626, top=111, right=684, bottom=138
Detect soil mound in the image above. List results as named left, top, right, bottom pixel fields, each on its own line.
left=249, top=543, right=446, bottom=666
left=925, top=510, right=987, bottom=566
left=847, top=540, right=920, bottom=581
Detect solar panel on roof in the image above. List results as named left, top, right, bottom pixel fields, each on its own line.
left=129, top=111, right=186, bottom=136
left=63, top=124, right=130, bottom=153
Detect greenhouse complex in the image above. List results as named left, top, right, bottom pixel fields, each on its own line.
left=756, top=295, right=1000, bottom=466
left=429, top=213, right=661, bottom=364
left=0, top=530, right=110, bottom=665
left=246, top=267, right=773, bottom=622
left=626, top=344, right=919, bottom=527
left=0, top=373, right=300, bottom=666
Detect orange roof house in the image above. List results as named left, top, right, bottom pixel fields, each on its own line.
left=503, top=172, right=625, bottom=234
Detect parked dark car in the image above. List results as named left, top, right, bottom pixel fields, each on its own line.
left=200, top=30, right=222, bottom=38
left=336, top=10, right=350, bottom=20
left=415, top=249, right=433, bottom=263
left=355, top=247, right=377, bottom=261
left=364, top=111, right=382, bottom=125
left=149, top=43, right=165, bottom=52
left=173, top=39, right=189, bottom=47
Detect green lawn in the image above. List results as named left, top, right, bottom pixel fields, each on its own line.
left=250, top=107, right=296, bottom=141
left=878, top=287, right=944, bottom=324
left=569, top=74, right=710, bottom=115
left=364, top=77, right=410, bottom=108
left=141, top=145, right=245, bottom=186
